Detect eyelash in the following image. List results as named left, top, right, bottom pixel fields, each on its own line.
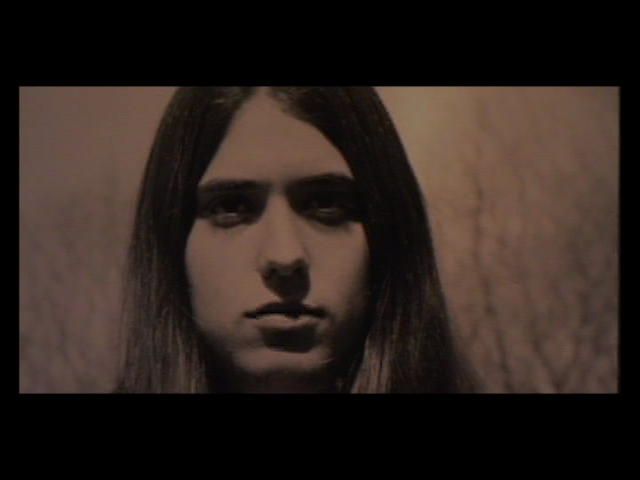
left=203, top=196, right=261, bottom=228
left=202, top=193, right=360, bottom=229
left=299, top=194, right=358, bottom=226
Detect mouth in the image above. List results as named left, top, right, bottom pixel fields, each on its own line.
left=244, top=302, right=328, bottom=320
left=245, top=303, right=327, bottom=354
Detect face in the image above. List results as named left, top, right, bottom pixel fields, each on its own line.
left=185, top=91, right=369, bottom=392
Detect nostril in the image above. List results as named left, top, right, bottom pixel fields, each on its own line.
left=263, top=260, right=307, bottom=279
left=261, top=260, right=310, bottom=302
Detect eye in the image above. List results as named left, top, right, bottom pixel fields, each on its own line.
left=204, top=195, right=260, bottom=228
left=300, top=192, right=360, bottom=226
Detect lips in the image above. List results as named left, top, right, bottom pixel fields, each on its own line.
left=244, top=302, right=327, bottom=320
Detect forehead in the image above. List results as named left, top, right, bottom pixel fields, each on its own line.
left=199, top=91, right=352, bottom=184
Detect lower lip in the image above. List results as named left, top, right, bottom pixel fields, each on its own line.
left=252, top=314, right=320, bottom=330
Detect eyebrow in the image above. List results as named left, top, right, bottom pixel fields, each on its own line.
left=286, top=173, right=356, bottom=191
left=197, top=173, right=356, bottom=197
left=197, top=179, right=268, bottom=197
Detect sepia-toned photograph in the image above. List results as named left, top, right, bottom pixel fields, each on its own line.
left=19, top=86, right=619, bottom=393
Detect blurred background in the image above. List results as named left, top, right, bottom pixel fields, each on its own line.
left=19, top=86, right=619, bottom=393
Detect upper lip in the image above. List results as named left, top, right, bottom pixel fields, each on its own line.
left=244, top=302, right=327, bottom=319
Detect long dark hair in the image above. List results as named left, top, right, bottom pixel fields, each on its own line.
left=115, top=87, right=478, bottom=393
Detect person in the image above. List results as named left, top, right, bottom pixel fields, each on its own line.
left=114, top=86, right=478, bottom=393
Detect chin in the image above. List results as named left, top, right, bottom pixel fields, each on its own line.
left=236, top=346, right=334, bottom=374
left=230, top=347, right=339, bottom=393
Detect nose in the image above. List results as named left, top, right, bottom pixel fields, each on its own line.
left=257, top=195, right=310, bottom=302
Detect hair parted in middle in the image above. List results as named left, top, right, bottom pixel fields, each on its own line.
left=116, top=87, right=477, bottom=393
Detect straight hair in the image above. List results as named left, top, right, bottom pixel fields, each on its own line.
left=115, top=87, right=478, bottom=393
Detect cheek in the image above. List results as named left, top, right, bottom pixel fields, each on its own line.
left=184, top=222, right=246, bottom=330
left=311, top=226, right=369, bottom=313
left=310, top=227, right=369, bottom=357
